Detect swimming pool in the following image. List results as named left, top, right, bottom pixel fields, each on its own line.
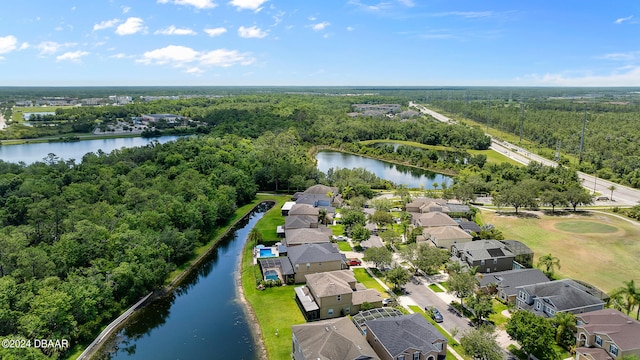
left=264, top=270, right=279, bottom=281
left=259, top=248, right=275, bottom=257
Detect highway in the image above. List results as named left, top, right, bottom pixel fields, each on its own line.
left=409, top=102, right=640, bottom=206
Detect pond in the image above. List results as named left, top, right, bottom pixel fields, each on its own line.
left=315, top=150, right=452, bottom=189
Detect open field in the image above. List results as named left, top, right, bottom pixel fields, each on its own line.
left=478, top=209, right=640, bottom=293
left=11, top=106, right=76, bottom=122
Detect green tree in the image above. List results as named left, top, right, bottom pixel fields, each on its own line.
left=369, top=210, right=394, bottom=229
left=350, top=223, right=371, bottom=242
left=248, top=228, right=263, bottom=247
left=448, top=270, right=478, bottom=305
left=610, top=280, right=639, bottom=319
left=386, top=266, right=410, bottom=291
left=460, top=325, right=503, bottom=360
left=493, top=180, right=539, bottom=214
left=506, top=310, right=556, bottom=360
left=539, top=189, right=568, bottom=213
left=538, top=253, right=561, bottom=277
left=465, top=294, right=494, bottom=326
left=608, top=185, right=616, bottom=201
left=565, top=185, right=593, bottom=211
left=552, top=311, right=576, bottom=349
left=363, top=247, right=393, bottom=271
left=379, top=228, right=401, bottom=245
left=415, top=245, right=450, bottom=275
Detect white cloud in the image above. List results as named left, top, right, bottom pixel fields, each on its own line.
left=346, top=26, right=354, bottom=31
left=347, top=0, right=393, bottom=12
left=432, top=11, right=493, bottom=18
left=598, top=52, right=638, bottom=61
left=36, top=41, right=75, bottom=55
left=238, top=25, right=267, bottom=38
left=311, top=21, right=330, bottom=31
left=0, top=35, right=18, bottom=54
left=94, top=18, right=120, bottom=31
left=122, top=6, right=131, bottom=13
left=137, top=45, right=255, bottom=72
left=204, top=27, right=227, bottom=37
left=397, top=0, right=414, bottom=6
left=229, top=0, right=267, bottom=11
left=56, top=50, right=89, bottom=62
left=524, top=66, right=640, bottom=86
left=159, top=0, right=217, bottom=9
left=614, top=15, right=633, bottom=24
left=272, top=11, right=285, bottom=26
left=116, top=17, right=145, bottom=35
left=200, top=48, right=254, bottom=66
left=155, top=25, right=196, bottom=35
left=19, top=42, right=30, bottom=50
left=110, top=53, right=127, bottom=59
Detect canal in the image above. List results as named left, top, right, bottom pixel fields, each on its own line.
left=100, top=203, right=271, bottom=359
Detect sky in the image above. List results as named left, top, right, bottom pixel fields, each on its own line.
left=0, top=0, right=639, bottom=87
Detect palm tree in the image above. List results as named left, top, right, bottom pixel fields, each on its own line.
left=318, top=208, right=329, bottom=225
left=538, top=253, right=561, bottom=277
left=248, top=228, right=262, bottom=247
left=553, top=311, right=576, bottom=345
left=608, top=185, right=616, bottom=201
left=611, top=280, right=639, bottom=318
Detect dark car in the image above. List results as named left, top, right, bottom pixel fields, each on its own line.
left=426, top=306, right=443, bottom=323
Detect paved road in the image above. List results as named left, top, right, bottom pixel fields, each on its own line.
left=409, top=102, right=640, bottom=206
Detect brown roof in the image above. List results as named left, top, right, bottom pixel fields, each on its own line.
left=291, top=317, right=379, bottom=360
left=352, top=289, right=383, bottom=306
left=306, top=270, right=356, bottom=297
left=577, top=308, right=640, bottom=350
left=426, top=226, right=473, bottom=240
left=288, top=203, right=319, bottom=216
left=415, top=212, right=458, bottom=227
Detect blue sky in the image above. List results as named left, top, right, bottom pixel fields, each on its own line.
left=0, top=0, right=638, bottom=86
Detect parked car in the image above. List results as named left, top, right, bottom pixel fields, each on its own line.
left=348, top=258, right=362, bottom=266
left=382, top=298, right=392, bottom=306
left=426, top=306, right=443, bottom=323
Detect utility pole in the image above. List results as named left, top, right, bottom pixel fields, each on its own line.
left=519, top=97, right=525, bottom=143
left=578, top=103, right=587, bottom=164
left=486, top=94, right=491, bottom=130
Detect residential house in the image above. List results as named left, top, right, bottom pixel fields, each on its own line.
left=477, top=268, right=549, bottom=303
left=364, top=313, right=447, bottom=360
left=281, top=201, right=296, bottom=216
left=423, top=226, right=473, bottom=249
left=451, top=240, right=516, bottom=273
left=291, top=317, right=379, bottom=360
left=258, top=257, right=295, bottom=283
left=289, top=203, right=320, bottom=217
left=413, top=212, right=459, bottom=228
left=288, top=243, right=348, bottom=283
left=284, top=228, right=333, bottom=247
left=575, top=308, right=640, bottom=360
left=296, top=184, right=343, bottom=208
left=515, top=279, right=605, bottom=317
left=285, top=215, right=319, bottom=230
left=406, top=198, right=447, bottom=214
left=295, top=270, right=382, bottom=321
left=454, top=219, right=482, bottom=234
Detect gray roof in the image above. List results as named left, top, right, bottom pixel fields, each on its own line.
left=288, top=203, right=319, bottom=216
left=365, top=313, right=446, bottom=357
left=258, top=257, right=295, bottom=276
left=292, top=317, right=380, bottom=360
left=576, top=309, right=640, bottom=350
left=478, top=269, right=549, bottom=297
left=287, top=243, right=346, bottom=265
left=445, top=203, right=470, bottom=213
left=285, top=227, right=332, bottom=246
left=285, top=215, right=317, bottom=229
left=518, top=279, right=605, bottom=312
left=453, top=240, right=515, bottom=261
left=499, top=240, right=533, bottom=256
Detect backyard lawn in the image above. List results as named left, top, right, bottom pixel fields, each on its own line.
left=352, top=268, right=390, bottom=298
left=479, top=209, right=640, bottom=293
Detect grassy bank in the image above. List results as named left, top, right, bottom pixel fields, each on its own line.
left=240, top=195, right=306, bottom=360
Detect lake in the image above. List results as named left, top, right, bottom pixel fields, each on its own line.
left=315, top=150, right=452, bottom=189
left=0, top=136, right=182, bottom=164
left=101, top=203, right=270, bottom=359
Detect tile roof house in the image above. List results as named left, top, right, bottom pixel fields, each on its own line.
left=477, top=268, right=549, bottom=303
left=285, top=215, right=319, bottom=230
left=284, top=227, right=333, bottom=247
left=288, top=203, right=320, bottom=217
left=451, top=240, right=516, bottom=273
left=575, top=309, right=640, bottom=360
left=288, top=243, right=348, bottom=283
left=295, top=270, right=382, bottom=321
left=364, top=313, right=447, bottom=360
left=406, top=198, right=447, bottom=214
left=412, top=212, right=459, bottom=228
left=423, top=226, right=473, bottom=249
left=515, top=279, right=605, bottom=317
left=292, top=317, right=380, bottom=360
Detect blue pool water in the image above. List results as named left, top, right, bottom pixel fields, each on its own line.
left=264, top=270, right=279, bottom=281
left=259, top=248, right=275, bottom=257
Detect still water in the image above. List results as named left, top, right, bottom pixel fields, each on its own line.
left=315, top=150, right=452, bottom=189
left=0, top=136, right=182, bottom=164
left=102, top=204, right=270, bottom=359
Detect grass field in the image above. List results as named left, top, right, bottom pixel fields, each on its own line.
left=11, top=106, right=75, bottom=122
left=467, top=149, right=523, bottom=166
left=352, top=268, right=390, bottom=298
left=428, top=283, right=444, bottom=292
left=479, top=209, right=640, bottom=293
left=337, top=241, right=352, bottom=251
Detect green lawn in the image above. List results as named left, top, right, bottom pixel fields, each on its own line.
left=241, top=195, right=306, bottom=360
left=428, top=283, right=444, bottom=292
left=408, top=305, right=468, bottom=360
left=329, top=224, right=345, bottom=235
left=352, top=268, right=390, bottom=298
left=252, top=196, right=287, bottom=242
left=488, top=299, right=510, bottom=329
left=479, top=209, right=640, bottom=293
left=439, top=281, right=450, bottom=290
left=468, top=149, right=523, bottom=166
left=554, top=220, right=618, bottom=234
left=337, top=241, right=352, bottom=251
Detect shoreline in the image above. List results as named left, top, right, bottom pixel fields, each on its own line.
left=79, top=200, right=270, bottom=360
